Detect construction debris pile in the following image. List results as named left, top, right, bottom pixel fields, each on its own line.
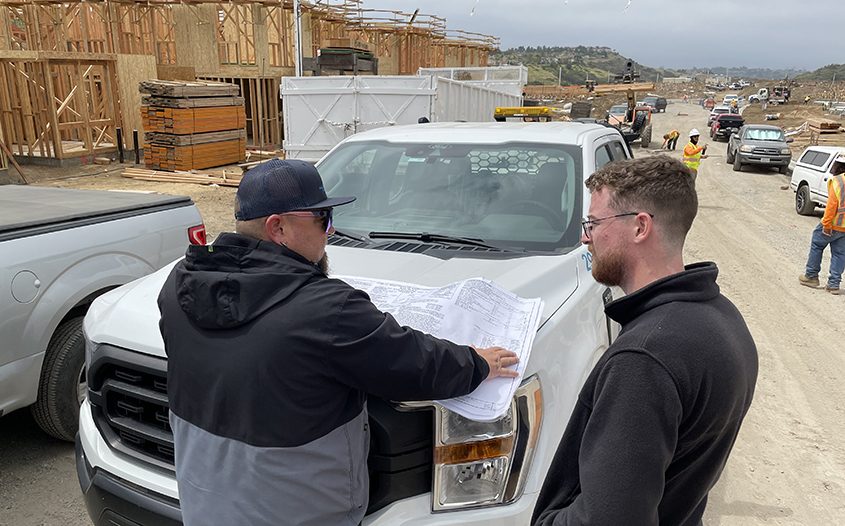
left=785, top=118, right=844, bottom=155
left=140, top=81, right=246, bottom=171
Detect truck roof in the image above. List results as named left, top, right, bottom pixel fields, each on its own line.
left=338, top=121, right=617, bottom=146
left=0, top=186, right=192, bottom=236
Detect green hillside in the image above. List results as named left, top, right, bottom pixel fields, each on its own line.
left=796, top=64, right=845, bottom=81
left=490, top=46, right=676, bottom=85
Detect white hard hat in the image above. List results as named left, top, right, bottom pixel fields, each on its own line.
left=689, top=128, right=700, bottom=137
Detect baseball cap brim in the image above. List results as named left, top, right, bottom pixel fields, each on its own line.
left=294, top=195, right=356, bottom=210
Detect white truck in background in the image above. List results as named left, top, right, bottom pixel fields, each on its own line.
left=77, top=122, right=631, bottom=525
left=0, top=185, right=204, bottom=441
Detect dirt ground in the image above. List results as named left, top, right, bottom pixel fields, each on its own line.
left=2, top=103, right=844, bottom=525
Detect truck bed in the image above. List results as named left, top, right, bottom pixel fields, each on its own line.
left=0, top=186, right=193, bottom=241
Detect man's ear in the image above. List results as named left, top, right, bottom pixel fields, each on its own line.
left=633, top=212, right=653, bottom=243
left=265, top=215, right=285, bottom=245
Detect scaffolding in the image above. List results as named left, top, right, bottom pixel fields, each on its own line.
left=0, top=1, right=498, bottom=156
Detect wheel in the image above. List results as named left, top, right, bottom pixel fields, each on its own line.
left=639, top=123, right=652, bottom=148
left=631, top=112, right=647, bottom=134
left=733, top=154, right=743, bottom=172
left=726, top=145, right=735, bottom=164
left=795, top=185, right=815, bottom=215
left=778, top=164, right=789, bottom=175
left=31, top=317, right=86, bottom=441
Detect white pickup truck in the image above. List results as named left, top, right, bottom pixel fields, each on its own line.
left=1, top=185, right=204, bottom=441
left=77, top=122, right=632, bottom=525
left=790, top=146, right=845, bottom=215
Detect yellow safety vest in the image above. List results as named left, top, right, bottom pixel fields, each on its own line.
left=831, top=175, right=845, bottom=228
left=683, top=142, right=703, bottom=171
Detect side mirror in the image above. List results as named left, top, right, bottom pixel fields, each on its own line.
left=786, top=137, right=794, bottom=143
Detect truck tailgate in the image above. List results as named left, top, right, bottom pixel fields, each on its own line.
left=0, top=186, right=193, bottom=240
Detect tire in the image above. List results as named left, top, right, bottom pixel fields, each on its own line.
left=795, top=185, right=815, bottom=215
left=31, top=317, right=86, bottom=441
left=640, top=123, right=652, bottom=148
left=778, top=164, right=789, bottom=175
left=726, top=145, right=735, bottom=164
left=733, top=154, right=743, bottom=172
left=631, top=112, right=647, bottom=134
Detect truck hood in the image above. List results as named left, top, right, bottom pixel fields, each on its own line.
left=742, top=138, right=788, bottom=150
left=84, top=246, right=582, bottom=359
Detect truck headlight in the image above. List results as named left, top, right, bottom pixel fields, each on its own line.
left=432, top=375, right=542, bottom=511
left=781, top=148, right=791, bottom=155
left=739, top=145, right=754, bottom=153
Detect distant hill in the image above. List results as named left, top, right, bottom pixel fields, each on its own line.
left=489, top=46, right=677, bottom=85
left=796, top=64, right=845, bottom=81
left=677, top=66, right=806, bottom=81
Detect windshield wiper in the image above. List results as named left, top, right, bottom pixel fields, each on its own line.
left=331, top=229, right=368, bottom=243
left=367, top=231, right=519, bottom=251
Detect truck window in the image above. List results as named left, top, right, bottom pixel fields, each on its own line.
left=319, top=141, right=585, bottom=252
left=799, top=151, right=829, bottom=168
left=595, top=145, right=612, bottom=168
left=608, top=142, right=628, bottom=161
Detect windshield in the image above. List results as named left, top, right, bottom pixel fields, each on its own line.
left=609, top=105, right=626, bottom=114
left=745, top=128, right=785, bottom=141
left=319, top=140, right=584, bottom=252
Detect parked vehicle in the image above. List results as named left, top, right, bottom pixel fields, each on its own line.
left=789, top=146, right=845, bottom=214
left=726, top=124, right=793, bottom=174
left=710, top=114, right=744, bottom=141
left=708, top=105, right=732, bottom=126
left=722, top=94, right=739, bottom=106
left=642, top=96, right=667, bottom=113
left=0, top=186, right=203, bottom=441
left=77, top=122, right=633, bottom=526
left=606, top=103, right=628, bottom=126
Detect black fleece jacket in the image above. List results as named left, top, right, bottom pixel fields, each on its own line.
left=158, top=233, right=489, bottom=447
left=532, top=262, right=758, bottom=526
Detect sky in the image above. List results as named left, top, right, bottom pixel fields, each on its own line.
left=355, top=0, right=843, bottom=71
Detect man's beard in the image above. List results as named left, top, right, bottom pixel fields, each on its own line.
left=591, top=246, right=626, bottom=287
left=317, top=253, right=329, bottom=274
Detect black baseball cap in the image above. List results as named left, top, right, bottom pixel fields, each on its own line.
left=234, top=159, right=355, bottom=221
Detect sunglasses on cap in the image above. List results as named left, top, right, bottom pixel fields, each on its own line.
left=280, top=209, right=333, bottom=233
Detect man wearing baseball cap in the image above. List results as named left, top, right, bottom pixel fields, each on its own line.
left=157, top=159, right=518, bottom=526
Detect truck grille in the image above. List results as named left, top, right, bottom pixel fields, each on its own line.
left=87, top=346, right=175, bottom=471
left=753, top=147, right=782, bottom=156
left=87, top=345, right=433, bottom=513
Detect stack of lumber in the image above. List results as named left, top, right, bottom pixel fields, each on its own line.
left=140, top=80, right=246, bottom=171
left=807, top=118, right=841, bottom=134
left=122, top=167, right=242, bottom=187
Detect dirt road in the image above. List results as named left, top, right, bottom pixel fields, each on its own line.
left=2, top=103, right=843, bottom=525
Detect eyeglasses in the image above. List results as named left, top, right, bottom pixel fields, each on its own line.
left=281, top=209, right=333, bottom=233
left=581, top=212, right=654, bottom=240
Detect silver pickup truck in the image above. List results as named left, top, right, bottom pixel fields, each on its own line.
left=1, top=185, right=204, bottom=441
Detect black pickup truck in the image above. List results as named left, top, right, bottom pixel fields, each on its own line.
left=710, top=114, right=744, bottom=141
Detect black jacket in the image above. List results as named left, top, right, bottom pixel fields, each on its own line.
left=158, top=233, right=489, bottom=447
left=532, top=262, right=758, bottom=526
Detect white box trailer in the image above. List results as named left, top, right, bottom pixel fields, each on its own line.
left=281, top=76, right=436, bottom=162
left=281, top=74, right=522, bottom=161
left=418, top=66, right=528, bottom=97
left=433, top=77, right=521, bottom=123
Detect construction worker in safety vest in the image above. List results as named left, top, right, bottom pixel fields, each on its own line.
left=682, top=129, right=708, bottom=177
left=799, top=159, right=845, bottom=294
left=662, top=129, right=680, bottom=150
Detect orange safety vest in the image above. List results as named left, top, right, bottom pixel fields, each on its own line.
left=830, top=175, right=845, bottom=228
left=683, top=142, right=704, bottom=171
